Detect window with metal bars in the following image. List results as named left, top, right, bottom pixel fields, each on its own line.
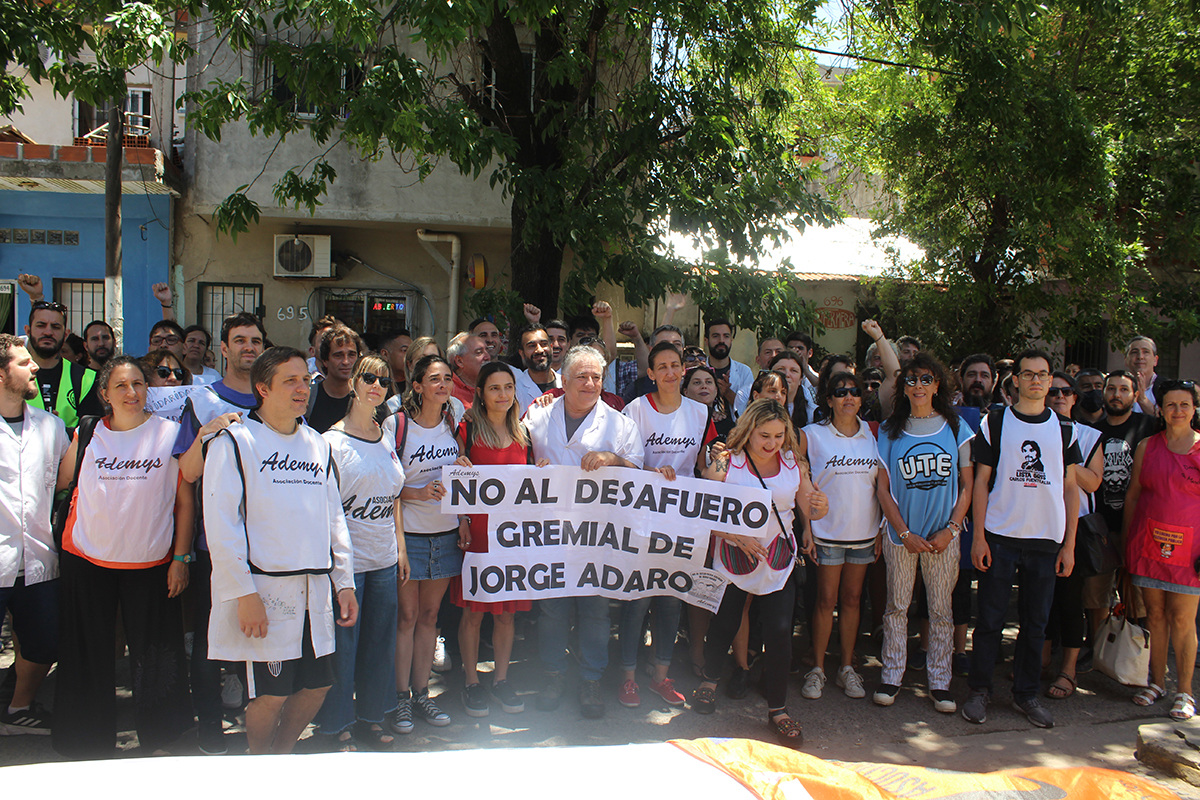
left=53, top=279, right=105, bottom=340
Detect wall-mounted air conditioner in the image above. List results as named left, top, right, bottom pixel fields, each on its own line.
left=273, top=234, right=333, bottom=278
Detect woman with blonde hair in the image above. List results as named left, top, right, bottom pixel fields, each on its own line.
left=691, top=399, right=827, bottom=747
left=315, top=354, right=407, bottom=750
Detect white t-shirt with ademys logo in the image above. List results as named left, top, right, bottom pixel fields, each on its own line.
left=63, top=414, right=181, bottom=568
left=803, top=418, right=883, bottom=545
left=623, top=394, right=713, bottom=475
left=324, top=428, right=405, bottom=572
left=395, top=418, right=460, bottom=534
left=973, top=407, right=1082, bottom=545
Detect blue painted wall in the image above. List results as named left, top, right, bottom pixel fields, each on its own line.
left=0, top=189, right=172, bottom=354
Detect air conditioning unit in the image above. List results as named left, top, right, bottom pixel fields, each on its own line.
left=273, top=234, right=333, bottom=278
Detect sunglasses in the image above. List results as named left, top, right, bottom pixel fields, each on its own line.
left=866, top=381, right=881, bottom=392
left=32, top=300, right=68, bottom=314
left=1046, top=387, right=1075, bottom=398
left=903, top=374, right=935, bottom=387
left=156, top=366, right=185, bottom=380
left=683, top=347, right=706, bottom=362
left=575, top=336, right=599, bottom=347
left=832, top=386, right=863, bottom=398
left=359, top=373, right=393, bottom=387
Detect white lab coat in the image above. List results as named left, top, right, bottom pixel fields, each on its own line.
left=203, top=417, right=354, bottom=662
left=526, top=394, right=644, bottom=468
left=515, top=368, right=561, bottom=414
left=0, top=407, right=68, bottom=587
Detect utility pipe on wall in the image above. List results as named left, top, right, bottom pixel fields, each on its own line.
left=416, top=229, right=461, bottom=338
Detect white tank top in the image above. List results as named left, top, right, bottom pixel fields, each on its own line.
left=64, top=415, right=181, bottom=568
left=804, top=419, right=882, bottom=544
left=623, top=394, right=709, bottom=474
left=398, top=419, right=460, bottom=534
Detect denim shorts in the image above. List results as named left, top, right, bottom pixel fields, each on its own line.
left=815, top=541, right=876, bottom=566
left=406, top=530, right=463, bottom=581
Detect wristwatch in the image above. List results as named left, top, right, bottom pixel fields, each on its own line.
left=172, top=554, right=194, bottom=564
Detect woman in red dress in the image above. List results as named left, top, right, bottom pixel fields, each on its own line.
left=452, top=361, right=546, bottom=718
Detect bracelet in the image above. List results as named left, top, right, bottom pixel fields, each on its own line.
left=897, top=530, right=910, bottom=540
left=172, top=554, right=193, bottom=564
left=161, top=303, right=172, bottom=309
left=946, top=519, right=963, bottom=534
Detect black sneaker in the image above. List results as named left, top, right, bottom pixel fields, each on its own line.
left=0, top=701, right=52, bottom=735
left=537, top=672, right=564, bottom=712
left=1013, top=696, right=1054, bottom=728
left=872, top=684, right=900, bottom=706
left=953, top=652, right=971, bottom=677
left=197, top=721, right=228, bottom=755
left=412, top=688, right=451, bottom=726
left=726, top=667, right=750, bottom=700
left=0, top=669, right=15, bottom=707
left=961, top=689, right=989, bottom=724
left=1076, top=645, right=1094, bottom=675
left=463, top=683, right=490, bottom=718
left=907, top=648, right=928, bottom=671
left=579, top=679, right=605, bottom=719
left=491, top=679, right=524, bottom=713
left=389, top=692, right=414, bottom=734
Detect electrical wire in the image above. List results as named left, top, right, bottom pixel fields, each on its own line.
left=302, top=257, right=436, bottom=337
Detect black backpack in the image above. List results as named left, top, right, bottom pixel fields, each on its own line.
left=983, top=407, right=1074, bottom=491
left=51, top=415, right=100, bottom=550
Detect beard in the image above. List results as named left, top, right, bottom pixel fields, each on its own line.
left=88, top=346, right=112, bottom=365
left=962, top=382, right=991, bottom=406
left=526, top=352, right=550, bottom=372
left=1104, top=396, right=1134, bottom=416
left=710, top=343, right=730, bottom=360
left=29, top=336, right=63, bottom=360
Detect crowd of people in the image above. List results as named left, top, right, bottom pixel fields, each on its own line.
left=2, top=273, right=1198, bottom=756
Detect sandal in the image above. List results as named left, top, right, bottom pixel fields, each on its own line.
left=355, top=721, right=396, bottom=751
left=1134, top=683, right=1166, bottom=707
left=1170, top=693, right=1196, bottom=721
left=691, top=686, right=717, bottom=715
left=1046, top=672, right=1076, bottom=700
left=768, top=710, right=804, bottom=748
left=317, top=730, right=357, bottom=752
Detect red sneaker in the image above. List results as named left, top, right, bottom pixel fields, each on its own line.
left=619, top=679, right=641, bottom=708
left=649, top=677, right=686, bottom=707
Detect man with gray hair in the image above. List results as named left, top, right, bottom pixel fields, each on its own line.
left=1124, top=335, right=1160, bottom=415
left=523, top=345, right=645, bottom=719
left=447, top=332, right=490, bottom=410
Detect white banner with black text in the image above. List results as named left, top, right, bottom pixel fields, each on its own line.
left=441, top=465, right=775, bottom=611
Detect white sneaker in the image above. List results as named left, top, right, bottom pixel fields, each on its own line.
left=801, top=668, right=826, bottom=699
left=837, top=666, right=866, bottom=699
left=221, top=674, right=244, bottom=709
left=432, top=636, right=452, bottom=674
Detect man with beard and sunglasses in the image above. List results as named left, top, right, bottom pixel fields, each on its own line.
left=16, top=275, right=103, bottom=433
left=82, top=321, right=116, bottom=372
left=705, top=318, right=753, bottom=412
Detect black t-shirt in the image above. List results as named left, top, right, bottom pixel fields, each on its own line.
left=35, top=360, right=104, bottom=421
left=1091, top=413, right=1158, bottom=532
left=307, top=381, right=352, bottom=433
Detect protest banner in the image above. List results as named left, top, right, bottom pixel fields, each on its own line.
left=441, top=464, right=775, bottom=611
left=145, top=385, right=201, bottom=422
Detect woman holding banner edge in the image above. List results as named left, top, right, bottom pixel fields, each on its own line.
left=452, top=361, right=547, bottom=719
left=691, top=398, right=827, bottom=747
left=621, top=342, right=718, bottom=709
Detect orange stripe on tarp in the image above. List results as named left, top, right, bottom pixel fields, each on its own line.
left=669, top=738, right=1181, bottom=800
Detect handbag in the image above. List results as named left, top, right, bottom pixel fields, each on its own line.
left=1076, top=512, right=1121, bottom=578
left=1094, top=611, right=1151, bottom=687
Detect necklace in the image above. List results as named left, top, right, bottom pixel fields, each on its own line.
left=911, top=410, right=938, bottom=419
left=261, top=415, right=297, bottom=436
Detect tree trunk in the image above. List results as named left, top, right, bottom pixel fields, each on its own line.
left=508, top=190, right=566, bottom=319
left=104, top=105, right=124, bottom=348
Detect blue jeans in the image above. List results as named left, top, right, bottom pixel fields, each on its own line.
left=315, top=566, right=399, bottom=734
left=968, top=536, right=1058, bottom=702
left=618, top=596, right=681, bottom=671
left=539, top=595, right=612, bottom=681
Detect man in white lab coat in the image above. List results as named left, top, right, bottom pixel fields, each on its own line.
left=0, top=335, right=68, bottom=735
left=204, top=346, right=358, bottom=754
left=524, top=345, right=644, bottom=720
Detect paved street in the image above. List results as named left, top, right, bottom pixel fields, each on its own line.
left=3, top=612, right=1198, bottom=798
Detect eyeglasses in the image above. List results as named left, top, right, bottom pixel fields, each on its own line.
left=31, top=300, right=68, bottom=314
left=903, top=374, right=935, bottom=387
left=1160, top=380, right=1196, bottom=393
left=1018, top=370, right=1051, bottom=382
left=156, top=366, right=185, bottom=381
left=866, top=381, right=881, bottom=392
left=151, top=335, right=182, bottom=347
left=1046, top=387, right=1075, bottom=398
left=360, top=373, right=393, bottom=387
left=832, top=386, right=863, bottom=398
left=575, top=336, right=599, bottom=347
